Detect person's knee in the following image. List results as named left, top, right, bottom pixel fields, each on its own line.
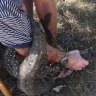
left=15, top=47, right=30, bottom=57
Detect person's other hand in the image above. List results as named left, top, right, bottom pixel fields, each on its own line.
left=65, top=50, right=89, bottom=71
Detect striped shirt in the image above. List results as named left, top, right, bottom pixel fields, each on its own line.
left=0, top=0, right=33, bottom=48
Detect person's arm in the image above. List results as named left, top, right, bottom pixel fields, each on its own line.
left=21, top=0, right=33, bottom=17
left=33, top=0, right=57, bottom=47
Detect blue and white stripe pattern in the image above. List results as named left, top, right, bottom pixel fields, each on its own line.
left=0, top=0, right=33, bottom=48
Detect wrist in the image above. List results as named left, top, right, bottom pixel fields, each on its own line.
left=60, top=52, right=68, bottom=66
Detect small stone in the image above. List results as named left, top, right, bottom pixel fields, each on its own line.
left=53, top=85, right=66, bottom=93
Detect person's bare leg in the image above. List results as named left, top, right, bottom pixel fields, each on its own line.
left=34, top=0, right=57, bottom=46
left=14, top=48, right=30, bottom=62
left=22, top=0, right=57, bottom=46
left=15, top=47, right=30, bottom=58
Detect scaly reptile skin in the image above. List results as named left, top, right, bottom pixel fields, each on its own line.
left=3, top=19, right=54, bottom=96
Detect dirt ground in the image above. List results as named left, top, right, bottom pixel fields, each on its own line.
left=0, top=0, right=96, bottom=96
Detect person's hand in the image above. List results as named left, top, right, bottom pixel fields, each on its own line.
left=65, top=50, right=89, bottom=71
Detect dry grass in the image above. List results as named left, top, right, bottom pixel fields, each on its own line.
left=33, top=0, right=96, bottom=96
left=54, top=0, right=96, bottom=96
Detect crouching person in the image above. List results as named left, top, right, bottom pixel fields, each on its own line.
left=0, top=0, right=89, bottom=95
